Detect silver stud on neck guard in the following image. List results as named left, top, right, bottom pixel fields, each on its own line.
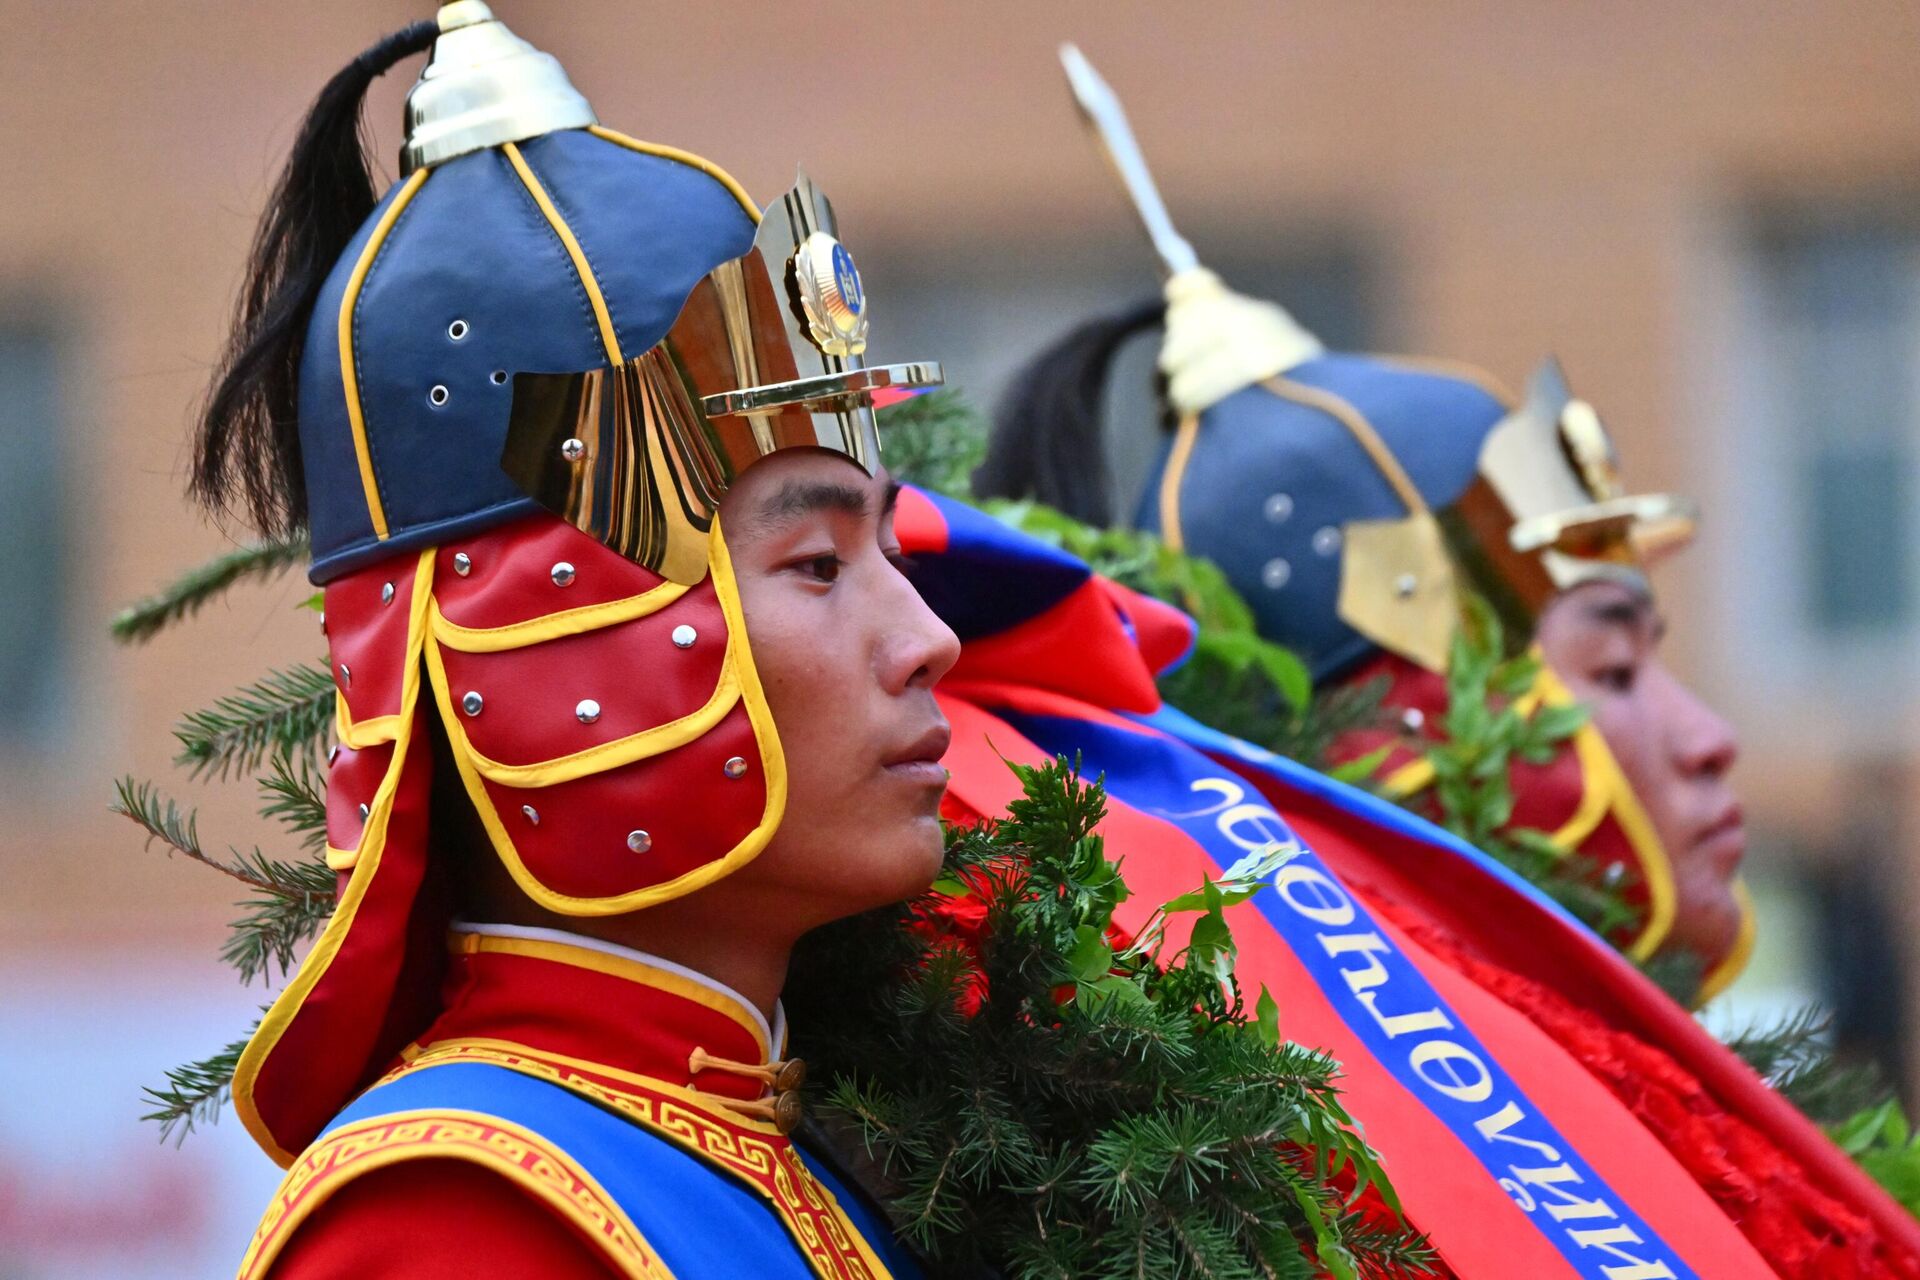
left=627, top=829, right=652, bottom=853
left=672, top=624, right=697, bottom=649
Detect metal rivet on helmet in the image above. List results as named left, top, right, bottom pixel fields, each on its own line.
left=550, top=561, right=575, bottom=587
left=626, top=830, right=652, bottom=853
left=561, top=437, right=586, bottom=463
left=672, top=625, right=697, bottom=649
left=522, top=804, right=540, bottom=826
left=723, top=756, right=748, bottom=779
left=461, top=691, right=484, bottom=716
left=453, top=552, right=473, bottom=576
left=339, top=663, right=352, bottom=687
left=380, top=581, right=395, bottom=605
left=575, top=699, right=601, bottom=724
left=358, top=802, right=371, bottom=820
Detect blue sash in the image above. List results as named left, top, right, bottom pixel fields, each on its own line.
left=1002, top=708, right=1697, bottom=1280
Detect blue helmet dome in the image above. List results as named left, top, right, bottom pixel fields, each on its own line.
left=299, top=4, right=759, bottom=582
left=1134, top=352, right=1509, bottom=681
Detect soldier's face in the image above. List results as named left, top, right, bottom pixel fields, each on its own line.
left=1535, top=581, right=1745, bottom=966
left=718, top=451, right=960, bottom=929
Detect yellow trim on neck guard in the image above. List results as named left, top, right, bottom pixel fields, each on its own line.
left=425, top=517, right=786, bottom=917
left=1379, top=661, right=1677, bottom=963
left=234, top=550, right=439, bottom=1167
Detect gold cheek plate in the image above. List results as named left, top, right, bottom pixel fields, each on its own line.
left=500, top=173, right=941, bottom=585
left=1337, top=357, right=1698, bottom=672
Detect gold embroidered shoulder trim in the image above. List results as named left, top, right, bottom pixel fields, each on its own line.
left=236, top=1107, right=675, bottom=1280
left=387, top=1044, right=894, bottom=1280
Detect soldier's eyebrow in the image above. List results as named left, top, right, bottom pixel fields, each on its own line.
left=737, top=477, right=889, bottom=541
left=1583, top=594, right=1667, bottom=643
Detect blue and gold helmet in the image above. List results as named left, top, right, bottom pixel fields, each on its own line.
left=203, top=1, right=941, bottom=1165
left=303, top=1, right=935, bottom=585
left=985, top=45, right=1693, bottom=683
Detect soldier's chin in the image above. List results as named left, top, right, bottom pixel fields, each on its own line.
left=864, top=812, right=947, bottom=910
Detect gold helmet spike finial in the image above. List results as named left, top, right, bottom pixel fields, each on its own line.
left=1058, top=43, right=1322, bottom=413
left=400, top=2, right=598, bottom=175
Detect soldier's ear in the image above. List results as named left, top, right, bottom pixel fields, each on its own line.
left=192, top=19, right=438, bottom=538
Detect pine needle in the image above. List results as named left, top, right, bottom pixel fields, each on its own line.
left=110, top=776, right=336, bottom=985
left=173, top=662, right=336, bottom=780
left=111, top=537, right=310, bottom=645
left=143, top=1030, right=255, bottom=1144
left=877, top=390, right=987, bottom=498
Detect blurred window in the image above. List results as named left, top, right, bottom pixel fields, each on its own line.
left=0, top=319, right=72, bottom=745
left=1753, top=212, right=1920, bottom=636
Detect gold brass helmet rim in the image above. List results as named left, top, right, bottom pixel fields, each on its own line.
left=499, top=173, right=943, bottom=586
left=1332, top=357, right=1698, bottom=675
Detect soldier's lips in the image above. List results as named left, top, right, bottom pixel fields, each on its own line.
left=883, top=723, right=952, bottom=787
left=1693, top=806, right=1747, bottom=871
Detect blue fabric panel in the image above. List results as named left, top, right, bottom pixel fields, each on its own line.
left=302, top=131, right=760, bottom=583
left=328, top=1063, right=919, bottom=1277
left=905, top=489, right=1091, bottom=642
left=299, top=179, right=412, bottom=575
left=514, top=130, right=758, bottom=361
left=1133, top=700, right=1581, bottom=929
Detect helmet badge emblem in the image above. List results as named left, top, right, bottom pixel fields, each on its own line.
left=792, top=231, right=868, bottom=358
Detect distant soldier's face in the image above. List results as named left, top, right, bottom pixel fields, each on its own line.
left=717, top=451, right=960, bottom=930
left=1535, top=580, right=1745, bottom=966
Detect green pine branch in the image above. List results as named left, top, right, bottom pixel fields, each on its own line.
left=142, top=1029, right=255, bottom=1145
left=173, top=662, right=336, bottom=781
left=1415, top=595, right=1641, bottom=943
left=1723, top=1005, right=1891, bottom=1125
left=110, top=776, right=334, bottom=985
left=788, top=758, right=1434, bottom=1279
left=877, top=389, right=988, bottom=499
left=110, top=537, right=311, bottom=646
left=258, top=750, right=329, bottom=855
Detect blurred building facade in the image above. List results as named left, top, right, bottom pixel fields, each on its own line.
left=2, top=2, right=1918, bottom=1273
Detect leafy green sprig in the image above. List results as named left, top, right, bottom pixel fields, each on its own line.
left=789, top=758, right=1433, bottom=1280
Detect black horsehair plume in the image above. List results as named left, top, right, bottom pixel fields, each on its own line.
left=191, top=20, right=438, bottom=537
left=973, top=298, right=1164, bottom=526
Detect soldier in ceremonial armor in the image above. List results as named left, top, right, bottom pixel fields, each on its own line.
left=196, top=6, right=957, bottom=1275
left=951, top=46, right=1920, bottom=1278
